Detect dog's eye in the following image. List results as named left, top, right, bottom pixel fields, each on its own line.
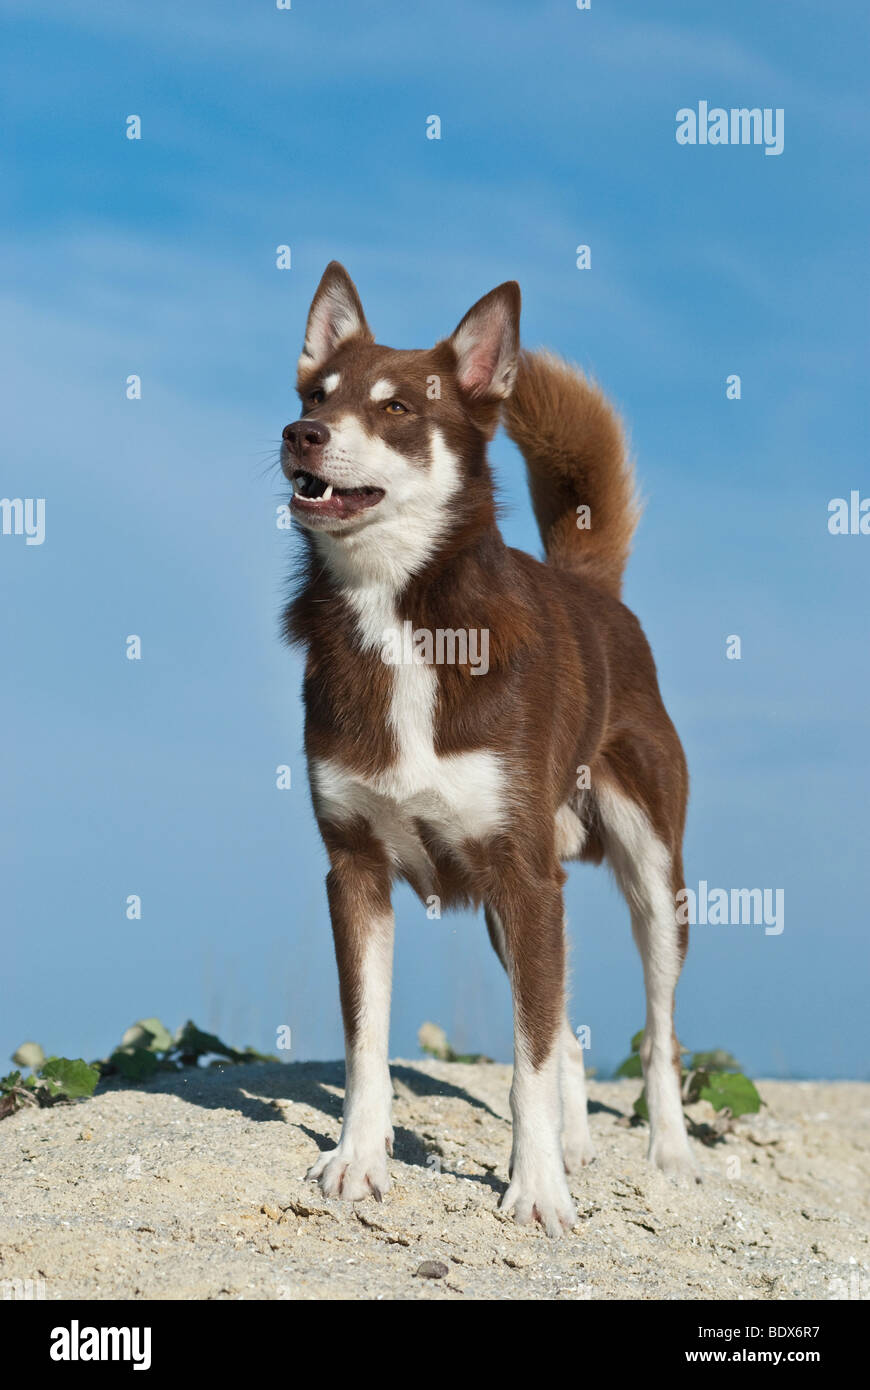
left=384, top=400, right=407, bottom=414
left=308, top=388, right=325, bottom=405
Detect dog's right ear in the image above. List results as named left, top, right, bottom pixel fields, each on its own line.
left=298, top=262, right=373, bottom=376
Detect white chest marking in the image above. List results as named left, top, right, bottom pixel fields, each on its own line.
left=310, top=586, right=505, bottom=877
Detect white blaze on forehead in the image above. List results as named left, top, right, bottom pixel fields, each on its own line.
left=369, top=379, right=396, bottom=402
left=322, top=372, right=340, bottom=395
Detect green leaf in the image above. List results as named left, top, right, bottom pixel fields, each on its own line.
left=0, top=1070, right=23, bottom=1094
left=108, top=1047, right=160, bottom=1081
left=38, top=1058, right=100, bottom=1100
left=173, top=1020, right=245, bottom=1063
left=615, top=1053, right=644, bottom=1079
left=698, top=1072, right=761, bottom=1118
left=12, top=1042, right=46, bottom=1071
left=689, top=1048, right=741, bottom=1073
left=121, top=1018, right=173, bottom=1054
left=633, top=1086, right=649, bottom=1121
left=417, top=1022, right=451, bottom=1061
left=629, top=1030, right=644, bottom=1054
left=237, top=1046, right=281, bottom=1064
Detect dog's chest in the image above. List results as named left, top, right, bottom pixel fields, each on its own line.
left=309, top=587, right=504, bottom=866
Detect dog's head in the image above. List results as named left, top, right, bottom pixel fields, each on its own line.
left=282, top=262, right=520, bottom=584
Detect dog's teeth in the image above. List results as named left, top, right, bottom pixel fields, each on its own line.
left=322, top=484, right=333, bottom=501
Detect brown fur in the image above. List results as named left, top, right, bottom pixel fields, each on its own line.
left=289, top=528, right=689, bottom=1065
left=283, top=265, right=691, bottom=1211
left=321, top=818, right=392, bottom=1049
left=504, top=349, right=641, bottom=598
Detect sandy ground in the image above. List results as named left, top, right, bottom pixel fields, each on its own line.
left=0, top=1060, right=867, bottom=1301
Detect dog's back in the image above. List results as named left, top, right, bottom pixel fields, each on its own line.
left=502, top=349, right=689, bottom=904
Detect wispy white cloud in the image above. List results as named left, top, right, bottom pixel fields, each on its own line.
left=8, top=0, right=864, bottom=143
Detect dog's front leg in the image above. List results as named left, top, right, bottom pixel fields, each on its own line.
left=494, top=872, right=577, bottom=1237
left=307, top=834, right=395, bottom=1202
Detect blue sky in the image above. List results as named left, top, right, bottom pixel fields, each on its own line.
left=1, top=0, right=868, bottom=1079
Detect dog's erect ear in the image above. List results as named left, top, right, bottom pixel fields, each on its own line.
left=298, top=262, right=373, bottom=374
left=447, top=282, right=521, bottom=401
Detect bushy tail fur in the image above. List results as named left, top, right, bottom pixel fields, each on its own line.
left=503, top=349, right=640, bottom=598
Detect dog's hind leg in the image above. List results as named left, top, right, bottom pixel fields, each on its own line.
left=596, top=781, right=697, bottom=1180
left=485, top=906, right=594, bottom=1174
left=559, top=1013, right=596, bottom=1171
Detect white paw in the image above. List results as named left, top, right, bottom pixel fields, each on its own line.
left=307, top=1138, right=391, bottom=1202
left=648, top=1133, right=700, bottom=1183
left=561, top=1127, right=597, bottom=1173
left=500, top=1164, right=577, bottom=1237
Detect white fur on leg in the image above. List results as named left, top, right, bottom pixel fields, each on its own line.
left=632, top=898, right=695, bottom=1178
left=560, top=1019, right=596, bottom=1171
left=307, top=914, right=395, bottom=1201
left=487, top=907, right=581, bottom=1226
left=597, top=784, right=697, bottom=1181
left=634, top=953, right=694, bottom=1178
left=500, top=1039, right=577, bottom=1237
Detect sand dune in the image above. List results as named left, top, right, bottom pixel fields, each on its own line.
left=0, top=1060, right=867, bottom=1300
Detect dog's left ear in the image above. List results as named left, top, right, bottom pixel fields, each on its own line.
left=447, top=282, right=521, bottom=401
left=298, top=261, right=374, bottom=374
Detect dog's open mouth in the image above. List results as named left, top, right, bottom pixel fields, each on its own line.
left=290, top=470, right=385, bottom=522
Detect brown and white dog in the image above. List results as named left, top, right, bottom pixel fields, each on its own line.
left=282, top=262, right=695, bottom=1236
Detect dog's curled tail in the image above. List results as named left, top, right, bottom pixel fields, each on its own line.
left=503, top=349, right=640, bottom=598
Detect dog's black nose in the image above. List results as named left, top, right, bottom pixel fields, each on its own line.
left=283, top=419, right=330, bottom=455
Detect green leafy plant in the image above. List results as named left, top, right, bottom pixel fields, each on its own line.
left=0, top=1018, right=280, bottom=1121
left=616, top=1030, right=761, bottom=1136
left=101, top=1017, right=279, bottom=1081
left=0, top=1043, right=99, bottom=1119
left=417, top=1021, right=491, bottom=1065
